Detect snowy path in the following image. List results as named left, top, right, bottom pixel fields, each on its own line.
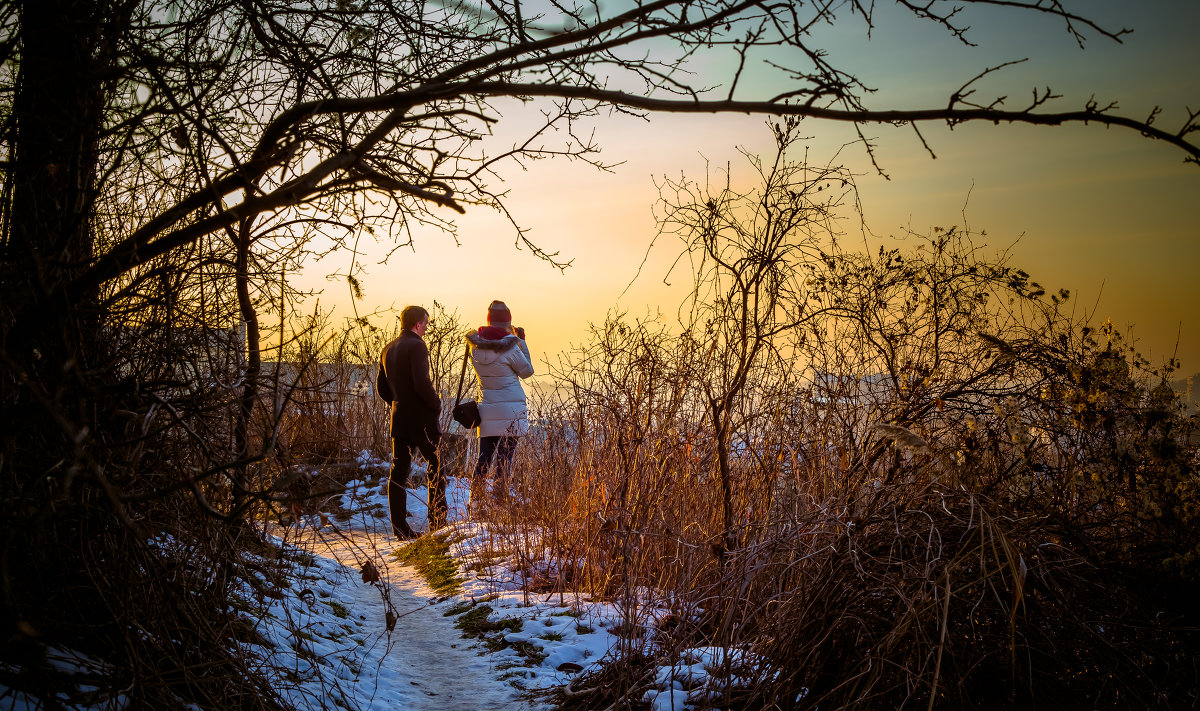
left=264, top=470, right=632, bottom=710
left=287, top=524, right=546, bottom=711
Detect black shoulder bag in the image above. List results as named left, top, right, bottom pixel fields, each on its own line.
left=450, top=344, right=481, bottom=429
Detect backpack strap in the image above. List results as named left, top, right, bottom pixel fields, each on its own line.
left=453, top=344, right=471, bottom=405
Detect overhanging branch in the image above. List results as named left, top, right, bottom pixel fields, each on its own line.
left=465, top=82, right=1200, bottom=163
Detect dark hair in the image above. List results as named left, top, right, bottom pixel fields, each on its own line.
left=401, top=305, right=429, bottom=331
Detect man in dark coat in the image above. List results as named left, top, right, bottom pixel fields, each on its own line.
left=376, top=305, right=447, bottom=536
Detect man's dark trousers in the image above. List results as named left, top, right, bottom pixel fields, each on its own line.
left=391, top=432, right=446, bottom=530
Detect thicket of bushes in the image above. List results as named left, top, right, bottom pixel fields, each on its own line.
left=486, top=232, right=1199, bottom=709
left=468, top=133, right=1199, bottom=709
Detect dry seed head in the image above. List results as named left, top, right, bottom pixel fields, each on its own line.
left=870, top=422, right=930, bottom=452
left=978, top=331, right=1016, bottom=362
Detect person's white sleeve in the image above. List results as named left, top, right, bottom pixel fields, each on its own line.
left=513, top=341, right=534, bottom=378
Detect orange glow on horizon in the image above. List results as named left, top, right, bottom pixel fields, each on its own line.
left=293, top=3, right=1200, bottom=373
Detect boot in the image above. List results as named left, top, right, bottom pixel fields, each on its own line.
left=388, top=467, right=418, bottom=539
left=393, top=517, right=418, bottom=540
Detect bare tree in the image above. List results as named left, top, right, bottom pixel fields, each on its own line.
left=655, top=119, right=852, bottom=541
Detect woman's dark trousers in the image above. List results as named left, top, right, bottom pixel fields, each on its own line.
left=473, top=435, right=517, bottom=500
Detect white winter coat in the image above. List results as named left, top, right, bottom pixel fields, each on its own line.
left=466, top=330, right=534, bottom=437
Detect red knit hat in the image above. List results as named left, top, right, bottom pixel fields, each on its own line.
left=487, top=300, right=512, bottom=329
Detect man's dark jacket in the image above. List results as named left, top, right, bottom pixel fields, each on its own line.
left=377, top=331, right=441, bottom=441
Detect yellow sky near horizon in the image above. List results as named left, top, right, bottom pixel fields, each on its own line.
left=293, top=0, right=1200, bottom=375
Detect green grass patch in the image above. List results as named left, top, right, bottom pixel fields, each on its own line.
left=451, top=605, right=523, bottom=653
left=440, top=586, right=546, bottom=664
left=540, top=631, right=564, bottom=642
left=453, top=604, right=527, bottom=654
left=454, top=604, right=522, bottom=637
left=327, top=600, right=350, bottom=618
left=512, top=640, right=548, bottom=664
left=443, top=593, right=501, bottom=617
left=393, top=532, right=463, bottom=596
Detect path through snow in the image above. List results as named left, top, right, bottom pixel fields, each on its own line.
left=291, top=524, right=545, bottom=711
left=0, top=465, right=709, bottom=711
left=271, top=463, right=711, bottom=711
left=274, top=460, right=562, bottom=711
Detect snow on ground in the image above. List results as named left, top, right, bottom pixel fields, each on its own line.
left=278, top=452, right=745, bottom=711
left=262, top=524, right=544, bottom=711
left=248, top=453, right=625, bottom=710
left=1, top=451, right=734, bottom=711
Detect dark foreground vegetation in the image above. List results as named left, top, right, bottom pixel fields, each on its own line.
left=485, top=135, right=1200, bottom=709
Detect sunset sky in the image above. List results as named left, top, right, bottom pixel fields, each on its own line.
left=295, top=0, right=1200, bottom=375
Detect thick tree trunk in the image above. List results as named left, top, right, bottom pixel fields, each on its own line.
left=6, top=0, right=105, bottom=356
left=1, top=0, right=108, bottom=630
left=3, top=0, right=107, bottom=449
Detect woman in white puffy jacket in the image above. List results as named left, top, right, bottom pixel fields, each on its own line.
left=466, top=300, right=534, bottom=500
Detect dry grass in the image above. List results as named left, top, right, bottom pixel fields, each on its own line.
left=239, top=232, right=1200, bottom=710
left=452, top=232, right=1200, bottom=709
